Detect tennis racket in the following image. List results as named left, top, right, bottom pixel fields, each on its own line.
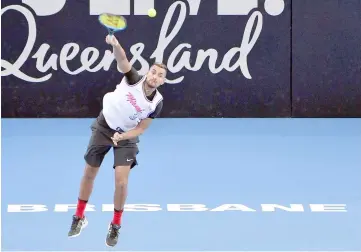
left=98, top=13, right=127, bottom=36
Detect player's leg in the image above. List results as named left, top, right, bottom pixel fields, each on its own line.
left=105, top=145, right=139, bottom=247
left=68, top=125, right=111, bottom=238
left=68, top=164, right=100, bottom=238
left=77, top=163, right=100, bottom=215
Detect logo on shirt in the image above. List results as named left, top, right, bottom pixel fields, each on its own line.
left=126, top=92, right=145, bottom=120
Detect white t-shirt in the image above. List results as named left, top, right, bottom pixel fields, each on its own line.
left=102, top=72, right=163, bottom=132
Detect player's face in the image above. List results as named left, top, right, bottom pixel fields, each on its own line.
left=146, top=65, right=166, bottom=88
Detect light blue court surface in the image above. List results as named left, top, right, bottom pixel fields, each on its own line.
left=2, top=118, right=361, bottom=251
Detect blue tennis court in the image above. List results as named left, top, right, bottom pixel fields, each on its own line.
left=1, top=118, right=361, bottom=251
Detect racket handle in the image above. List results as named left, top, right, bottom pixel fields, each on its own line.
left=108, top=29, right=114, bottom=37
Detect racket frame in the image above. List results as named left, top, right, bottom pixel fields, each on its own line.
left=98, top=13, right=127, bottom=35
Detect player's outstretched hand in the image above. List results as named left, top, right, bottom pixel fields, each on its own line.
left=105, top=34, right=119, bottom=47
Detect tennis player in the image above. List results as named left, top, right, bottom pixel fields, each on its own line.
left=67, top=34, right=166, bottom=247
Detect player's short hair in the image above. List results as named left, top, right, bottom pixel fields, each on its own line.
left=152, top=62, right=168, bottom=73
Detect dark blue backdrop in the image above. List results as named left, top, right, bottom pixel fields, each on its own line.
left=1, top=0, right=360, bottom=118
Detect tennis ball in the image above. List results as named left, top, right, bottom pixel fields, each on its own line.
left=148, top=8, right=157, bottom=17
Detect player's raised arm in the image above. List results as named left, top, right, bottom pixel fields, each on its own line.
left=105, top=35, right=132, bottom=73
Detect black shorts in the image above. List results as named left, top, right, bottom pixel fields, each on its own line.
left=84, top=111, right=139, bottom=169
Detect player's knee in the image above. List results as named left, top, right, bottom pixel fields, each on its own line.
left=115, top=177, right=128, bottom=188
left=115, top=179, right=128, bottom=190
left=84, top=164, right=99, bottom=181
left=114, top=173, right=128, bottom=188
left=114, top=165, right=130, bottom=187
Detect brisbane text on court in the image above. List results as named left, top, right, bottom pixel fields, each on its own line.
left=7, top=203, right=348, bottom=212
